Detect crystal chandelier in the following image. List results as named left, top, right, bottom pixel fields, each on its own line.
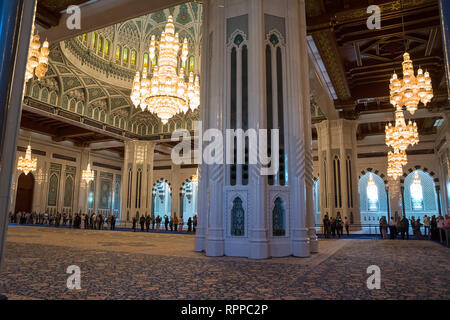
left=17, top=145, right=37, bottom=175
left=389, top=52, right=433, bottom=114
left=385, top=107, right=419, bottom=152
left=82, top=163, right=95, bottom=184
left=25, top=23, right=50, bottom=83
left=387, top=149, right=407, bottom=180
left=131, top=15, right=200, bottom=124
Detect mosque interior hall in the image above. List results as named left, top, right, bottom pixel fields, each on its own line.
left=0, top=0, right=449, bottom=301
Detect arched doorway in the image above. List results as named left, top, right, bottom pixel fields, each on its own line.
left=180, top=180, right=198, bottom=221
left=404, top=170, right=437, bottom=219
left=152, top=181, right=172, bottom=218
left=358, top=172, right=388, bottom=223
left=15, top=173, right=35, bottom=213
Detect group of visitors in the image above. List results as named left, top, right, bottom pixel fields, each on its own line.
left=379, top=214, right=450, bottom=241
left=9, top=211, right=118, bottom=230
left=131, top=213, right=197, bottom=233
left=322, top=214, right=350, bottom=238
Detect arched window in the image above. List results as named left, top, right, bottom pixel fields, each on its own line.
left=76, top=102, right=84, bottom=114
left=92, top=33, right=97, bottom=48
left=189, top=56, right=195, bottom=72
left=49, top=91, right=57, bottom=105
left=115, top=45, right=121, bottom=61
left=404, top=170, right=437, bottom=219
left=99, top=110, right=106, bottom=122
left=62, top=95, right=69, bottom=109
left=83, top=33, right=88, bottom=43
left=231, top=197, right=245, bottom=236
left=181, top=181, right=197, bottom=221
left=123, top=48, right=129, bottom=63
left=32, top=85, right=39, bottom=98
left=272, top=197, right=285, bottom=236
left=98, top=36, right=103, bottom=52
left=143, top=53, right=149, bottom=68
left=120, top=118, right=125, bottom=129
left=41, top=88, right=49, bottom=102
left=152, top=181, right=172, bottom=217
left=69, top=99, right=76, bottom=112
left=359, top=172, right=387, bottom=222
left=104, top=40, right=110, bottom=56
left=131, top=50, right=137, bottom=65
left=93, top=108, right=99, bottom=120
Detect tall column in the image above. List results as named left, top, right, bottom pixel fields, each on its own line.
left=78, top=149, right=89, bottom=213
left=197, top=0, right=314, bottom=259
left=298, top=0, right=318, bottom=253
left=315, top=119, right=361, bottom=225
left=0, top=0, right=37, bottom=281
left=121, top=141, right=155, bottom=221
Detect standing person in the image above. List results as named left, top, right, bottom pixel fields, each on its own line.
left=179, top=217, right=184, bottom=232
left=68, top=212, right=72, bottom=227
left=335, top=216, right=342, bottom=238
left=145, top=215, right=151, bottom=232
left=193, top=215, right=198, bottom=233
left=91, top=213, right=96, bottom=230
left=400, top=215, right=409, bottom=240
left=111, top=215, right=116, bottom=230
left=323, top=215, right=330, bottom=238
left=156, top=215, right=161, bottom=231
left=415, top=218, right=423, bottom=239
left=430, top=215, right=438, bottom=240
left=164, top=215, right=169, bottom=231
left=381, top=216, right=388, bottom=239
left=174, top=216, right=179, bottom=232
left=55, top=212, right=61, bottom=227
left=169, top=216, right=174, bottom=231
left=437, top=215, right=445, bottom=242
left=152, top=215, right=156, bottom=230
left=411, top=217, right=416, bottom=237
left=389, top=217, right=396, bottom=239
left=344, top=216, right=350, bottom=236
left=107, top=215, right=112, bottom=230
left=423, top=215, right=430, bottom=237
left=139, top=215, right=145, bottom=232
left=330, top=217, right=336, bottom=238
left=132, top=217, right=137, bottom=232
left=187, top=217, right=192, bottom=232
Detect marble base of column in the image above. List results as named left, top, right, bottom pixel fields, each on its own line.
left=308, top=228, right=319, bottom=253
left=194, top=227, right=206, bottom=252
left=248, top=228, right=269, bottom=259
left=291, top=228, right=310, bottom=257
left=205, top=228, right=224, bottom=257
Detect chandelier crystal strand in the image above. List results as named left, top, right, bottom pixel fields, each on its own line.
left=25, top=23, right=50, bottom=83
left=82, top=163, right=95, bottom=184
left=17, top=144, right=37, bottom=175
left=385, top=107, right=419, bottom=152
left=389, top=52, right=433, bottom=114
left=192, top=169, right=199, bottom=186
left=130, top=15, right=200, bottom=124
left=387, top=149, right=407, bottom=180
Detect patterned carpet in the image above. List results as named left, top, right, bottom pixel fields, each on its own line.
left=0, top=226, right=449, bottom=300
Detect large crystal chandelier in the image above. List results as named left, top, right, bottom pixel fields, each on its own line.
left=385, top=107, right=419, bottom=152
left=131, top=15, right=200, bottom=124
left=82, top=163, right=95, bottom=184
left=191, top=169, right=199, bottom=186
left=387, top=149, right=407, bottom=180
left=25, top=23, right=50, bottom=83
left=17, top=145, right=37, bottom=175
left=389, top=52, right=433, bottom=114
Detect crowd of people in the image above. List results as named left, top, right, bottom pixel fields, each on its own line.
left=131, top=214, right=197, bottom=233
left=8, top=211, right=198, bottom=233
left=9, top=211, right=118, bottom=230
left=322, top=214, right=350, bottom=238
left=379, top=214, right=450, bottom=241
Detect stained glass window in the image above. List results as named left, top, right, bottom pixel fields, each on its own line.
left=231, top=197, right=245, bottom=236
left=189, top=56, right=195, bottom=72
left=123, top=48, right=129, bottom=63
left=410, top=172, right=424, bottom=210
left=143, top=53, right=149, bottom=68
left=92, top=33, right=97, bottom=48
left=131, top=50, right=136, bottom=65
left=367, top=174, right=379, bottom=211
left=98, top=36, right=103, bottom=52
left=115, top=45, right=121, bottom=61
left=104, top=40, right=110, bottom=55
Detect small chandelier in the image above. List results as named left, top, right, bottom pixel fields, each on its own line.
left=17, top=144, right=37, bottom=175
left=82, top=163, right=95, bottom=184
left=389, top=52, right=433, bottom=114
left=191, top=169, right=199, bottom=186
left=387, top=149, right=407, bottom=180
left=131, top=15, right=200, bottom=124
left=25, top=23, right=50, bottom=83
left=385, top=107, right=419, bottom=152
